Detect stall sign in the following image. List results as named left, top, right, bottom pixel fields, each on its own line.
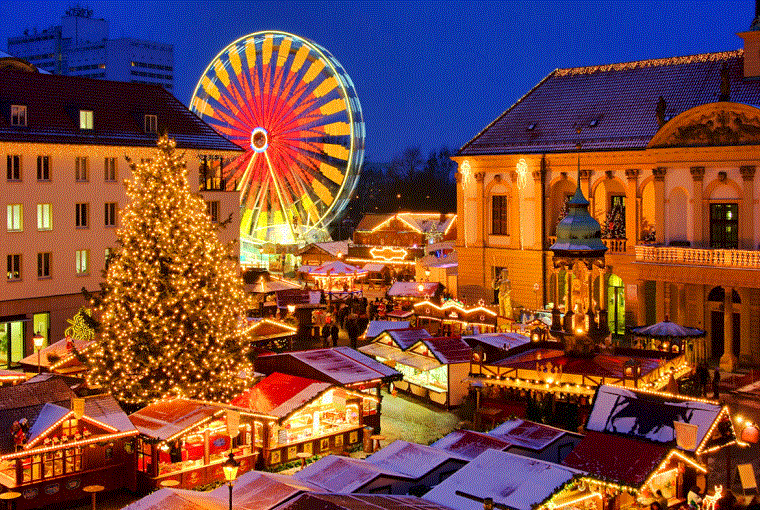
left=334, top=390, right=346, bottom=413
left=278, top=429, right=288, bottom=445
left=72, top=398, right=85, bottom=419
left=673, top=421, right=698, bottom=451
left=226, top=410, right=240, bottom=438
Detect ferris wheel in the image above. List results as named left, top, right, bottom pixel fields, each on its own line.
left=190, top=31, right=365, bottom=245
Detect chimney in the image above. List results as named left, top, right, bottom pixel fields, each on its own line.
left=739, top=0, right=760, bottom=78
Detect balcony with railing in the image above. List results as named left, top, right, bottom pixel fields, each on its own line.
left=546, top=236, right=628, bottom=254
left=635, top=245, right=760, bottom=270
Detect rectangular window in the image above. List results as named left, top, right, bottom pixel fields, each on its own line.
left=75, top=157, right=89, bottom=181
left=206, top=200, right=220, bottom=223
left=710, top=203, right=739, bottom=249
left=104, top=157, right=116, bottom=181
left=144, top=114, right=158, bottom=133
left=75, top=203, right=89, bottom=228
left=75, top=250, right=89, bottom=275
left=7, top=254, right=21, bottom=280
left=79, top=110, right=93, bottom=130
left=6, top=204, right=22, bottom=231
left=10, top=105, right=27, bottom=126
left=199, top=156, right=224, bottom=191
left=104, top=202, right=117, bottom=227
left=37, top=203, right=52, bottom=230
left=491, top=195, right=509, bottom=235
left=6, top=154, right=21, bottom=180
left=37, top=252, right=51, bottom=278
left=37, top=155, right=50, bottom=180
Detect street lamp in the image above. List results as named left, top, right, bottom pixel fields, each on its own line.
left=33, top=332, right=45, bottom=374
left=223, top=452, right=239, bottom=510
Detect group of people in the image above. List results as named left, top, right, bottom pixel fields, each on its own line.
left=693, top=363, right=722, bottom=400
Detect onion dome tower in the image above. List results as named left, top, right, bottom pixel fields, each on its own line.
left=549, top=172, right=609, bottom=348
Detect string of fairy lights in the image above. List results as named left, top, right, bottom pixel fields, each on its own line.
left=85, top=135, right=253, bottom=405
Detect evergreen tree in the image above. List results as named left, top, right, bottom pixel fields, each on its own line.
left=601, top=203, right=626, bottom=239
left=86, top=135, right=252, bottom=406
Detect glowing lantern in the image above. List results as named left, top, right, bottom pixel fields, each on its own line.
left=741, top=424, right=759, bottom=444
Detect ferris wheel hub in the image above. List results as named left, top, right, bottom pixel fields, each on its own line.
left=250, top=127, right=269, bottom=152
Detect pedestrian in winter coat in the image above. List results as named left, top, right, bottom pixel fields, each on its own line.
left=331, top=323, right=340, bottom=347
left=321, top=323, right=331, bottom=347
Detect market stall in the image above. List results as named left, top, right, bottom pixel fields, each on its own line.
left=414, top=299, right=498, bottom=336
left=232, top=372, right=378, bottom=467
left=129, top=399, right=269, bottom=489
left=302, top=261, right=367, bottom=296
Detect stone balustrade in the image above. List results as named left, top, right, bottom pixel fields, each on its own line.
left=546, top=236, right=628, bottom=253
left=635, top=245, right=760, bottom=269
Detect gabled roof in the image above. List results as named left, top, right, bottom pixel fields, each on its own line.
left=415, top=336, right=472, bottom=365
left=129, top=398, right=221, bottom=440
left=211, top=470, right=320, bottom=510
left=355, top=213, right=456, bottom=235
left=430, top=430, right=511, bottom=461
left=274, top=493, right=456, bottom=510
left=488, top=419, right=579, bottom=451
left=255, top=347, right=401, bottom=386
left=463, top=332, right=532, bottom=352
left=423, top=449, right=585, bottom=510
left=459, top=50, right=758, bottom=155
left=561, top=430, right=669, bottom=488
left=26, top=403, right=70, bottom=444
left=585, top=385, right=723, bottom=451
left=0, top=69, right=242, bottom=151
left=294, top=455, right=412, bottom=493
left=387, top=282, right=439, bottom=297
left=232, top=372, right=331, bottom=419
left=298, top=241, right=350, bottom=258
left=18, top=337, right=91, bottom=372
left=384, top=328, right=433, bottom=350
left=493, top=351, right=663, bottom=378
left=366, top=440, right=466, bottom=478
left=362, top=320, right=411, bottom=340
left=122, top=487, right=226, bottom=510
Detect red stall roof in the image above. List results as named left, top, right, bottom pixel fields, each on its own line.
left=232, top=372, right=330, bottom=419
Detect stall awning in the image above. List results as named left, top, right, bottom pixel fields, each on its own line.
left=363, top=263, right=385, bottom=272
left=359, top=343, right=441, bottom=372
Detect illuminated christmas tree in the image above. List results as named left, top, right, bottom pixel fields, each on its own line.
left=86, top=135, right=252, bottom=406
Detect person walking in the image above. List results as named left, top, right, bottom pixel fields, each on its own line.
left=697, top=363, right=709, bottom=397
left=347, top=313, right=359, bottom=350
left=321, top=319, right=331, bottom=348
left=331, top=322, right=340, bottom=347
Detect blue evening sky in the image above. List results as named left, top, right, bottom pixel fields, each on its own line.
left=0, top=1, right=753, bottom=161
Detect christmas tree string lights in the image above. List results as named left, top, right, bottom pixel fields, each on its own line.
left=85, top=135, right=252, bottom=406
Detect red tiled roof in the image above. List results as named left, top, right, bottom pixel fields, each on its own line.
left=232, top=372, right=329, bottom=418
left=0, top=69, right=242, bottom=151
left=562, top=430, right=669, bottom=487
left=459, top=50, right=758, bottom=155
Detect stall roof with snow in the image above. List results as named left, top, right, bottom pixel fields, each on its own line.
left=254, top=347, right=401, bottom=387
left=387, top=281, right=440, bottom=298
left=365, top=440, right=468, bottom=478
left=430, top=429, right=511, bottom=461
left=586, top=385, right=725, bottom=452
left=232, top=373, right=332, bottom=419
left=19, top=337, right=92, bottom=374
left=488, top=419, right=581, bottom=452
left=210, top=470, right=321, bottom=510
left=413, top=336, right=472, bottom=365
left=272, top=493, right=457, bottom=510
left=379, top=328, right=433, bottom=350
left=463, top=332, right=532, bottom=352
left=121, top=487, right=225, bottom=510
left=362, top=320, right=411, bottom=340
left=294, top=455, right=413, bottom=493
left=423, top=449, right=586, bottom=510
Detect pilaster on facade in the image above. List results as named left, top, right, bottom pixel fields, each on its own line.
left=741, top=165, right=756, bottom=250
left=625, top=169, right=640, bottom=250
left=474, top=171, right=486, bottom=247
left=690, top=167, right=705, bottom=247
left=532, top=169, right=543, bottom=250
left=455, top=171, right=465, bottom=246
left=652, top=167, right=667, bottom=244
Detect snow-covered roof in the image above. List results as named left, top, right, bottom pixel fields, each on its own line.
left=423, top=449, right=586, bottom=510
left=359, top=343, right=441, bottom=372
left=211, top=470, right=320, bottom=509
left=488, top=419, right=575, bottom=451
left=310, top=260, right=366, bottom=276
left=586, top=385, right=723, bottom=451
left=416, top=337, right=472, bottom=365
left=430, top=429, right=511, bottom=461
left=362, top=320, right=411, bottom=340
left=463, top=332, right=531, bottom=352
left=385, top=328, right=433, bottom=350
left=363, top=263, right=386, bottom=272
left=232, top=373, right=331, bottom=419
left=274, top=493, right=457, bottom=510
left=129, top=399, right=221, bottom=440
left=366, top=440, right=466, bottom=478
left=294, top=455, right=411, bottom=493
left=387, top=281, right=439, bottom=297
left=19, top=337, right=91, bottom=371
left=121, top=488, right=225, bottom=510
left=26, top=403, right=69, bottom=444
left=299, top=241, right=350, bottom=258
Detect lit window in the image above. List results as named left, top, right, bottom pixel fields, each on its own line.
left=79, top=110, right=93, bottom=130
left=75, top=157, right=89, bottom=181
left=37, top=252, right=51, bottom=278
left=104, top=157, right=116, bottom=181
left=10, top=105, right=27, bottom=126
left=7, top=254, right=21, bottom=280
left=6, top=154, right=21, bottom=180
left=75, top=250, right=89, bottom=275
left=206, top=201, right=220, bottom=223
left=104, top=202, right=117, bottom=227
left=75, top=203, right=89, bottom=228
left=37, top=204, right=52, bottom=231
left=491, top=195, right=508, bottom=235
left=144, top=114, right=158, bottom=133
left=7, top=204, right=22, bottom=231
left=37, top=155, right=50, bottom=180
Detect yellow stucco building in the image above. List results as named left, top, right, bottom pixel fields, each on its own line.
left=455, top=27, right=760, bottom=369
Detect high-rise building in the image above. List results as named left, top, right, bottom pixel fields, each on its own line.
left=6, top=6, right=173, bottom=90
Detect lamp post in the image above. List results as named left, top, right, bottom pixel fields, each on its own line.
left=223, top=452, right=239, bottom=510
left=33, top=332, right=45, bottom=373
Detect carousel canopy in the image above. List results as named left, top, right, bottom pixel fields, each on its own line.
left=630, top=319, right=705, bottom=339
left=310, top=260, right=367, bottom=277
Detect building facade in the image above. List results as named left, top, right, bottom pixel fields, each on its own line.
left=0, top=63, right=241, bottom=369
left=455, top=26, right=760, bottom=369
left=6, top=6, right=173, bottom=90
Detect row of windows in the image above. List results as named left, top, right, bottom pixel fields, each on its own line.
left=130, top=79, right=173, bottom=89
left=7, top=249, right=92, bottom=280
left=130, top=61, right=173, bottom=72
left=6, top=203, right=118, bottom=231
left=8, top=105, right=158, bottom=133
left=130, top=70, right=172, bottom=80
left=68, top=63, right=105, bottom=72
left=7, top=155, right=118, bottom=181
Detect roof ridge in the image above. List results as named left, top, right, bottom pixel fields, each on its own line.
left=556, top=48, right=743, bottom=76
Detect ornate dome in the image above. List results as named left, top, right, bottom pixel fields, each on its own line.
left=550, top=180, right=607, bottom=259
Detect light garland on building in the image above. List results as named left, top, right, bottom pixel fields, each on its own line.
left=2, top=430, right=137, bottom=461
left=85, top=135, right=253, bottom=405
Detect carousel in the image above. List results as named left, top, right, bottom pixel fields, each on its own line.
left=302, top=260, right=367, bottom=299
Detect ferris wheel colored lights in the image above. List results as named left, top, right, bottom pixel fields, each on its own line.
left=190, top=31, right=365, bottom=245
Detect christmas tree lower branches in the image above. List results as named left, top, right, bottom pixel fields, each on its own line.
left=86, top=135, right=252, bottom=406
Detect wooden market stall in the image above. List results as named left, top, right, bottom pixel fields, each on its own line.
left=0, top=378, right=138, bottom=510
left=18, top=337, right=92, bottom=375
left=359, top=328, right=472, bottom=407
left=232, top=372, right=379, bottom=468
left=129, top=398, right=270, bottom=490
left=413, top=299, right=498, bottom=336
